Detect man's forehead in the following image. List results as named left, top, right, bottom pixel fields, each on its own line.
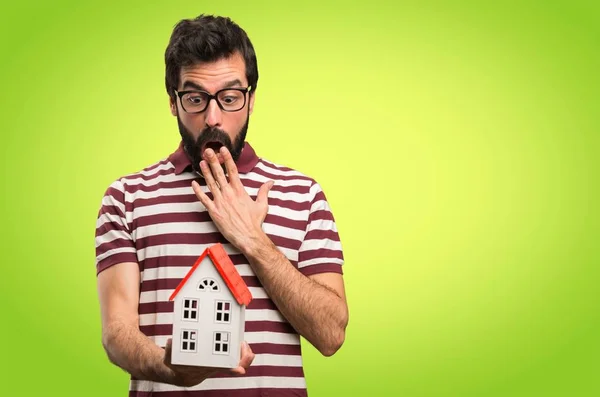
left=180, top=53, right=246, bottom=88
left=181, top=78, right=244, bottom=92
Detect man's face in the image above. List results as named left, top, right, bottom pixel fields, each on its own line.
left=170, top=52, right=255, bottom=174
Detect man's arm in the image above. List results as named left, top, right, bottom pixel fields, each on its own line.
left=192, top=147, right=349, bottom=356
left=244, top=238, right=348, bottom=356
left=97, top=261, right=176, bottom=382
left=97, top=262, right=254, bottom=386
left=98, top=262, right=173, bottom=383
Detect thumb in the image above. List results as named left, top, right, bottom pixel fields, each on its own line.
left=256, top=180, right=274, bottom=205
left=164, top=338, right=173, bottom=365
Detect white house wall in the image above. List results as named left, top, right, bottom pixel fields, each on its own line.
left=171, top=256, right=244, bottom=368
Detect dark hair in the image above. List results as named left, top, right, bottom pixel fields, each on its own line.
left=164, top=14, right=258, bottom=101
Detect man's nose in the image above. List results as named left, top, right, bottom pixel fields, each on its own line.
left=204, top=98, right=223, bottom=128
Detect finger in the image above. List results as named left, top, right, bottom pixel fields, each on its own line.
left=191, top=180, right=216, bottom=212
left=220, top=146, right=243, bottom=190
left=228, top=341, right=255, bottom=375
left=163, top=338, right=173, bottom=366
left=226, top=342, right=255, bottom=376
left=203, top=148, right=228, bottom=190
left=239, top=341, right=255, bottom=369
left=256, top=180, right=274, bottom=207
left=199, top=159, right=223, bottom=200
left=229, top=366, right=246, bottom=376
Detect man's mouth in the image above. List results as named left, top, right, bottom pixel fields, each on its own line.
left=201, top=141, right=224, bottom=155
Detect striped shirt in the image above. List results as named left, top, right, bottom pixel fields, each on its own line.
left=95, top=141, right=344, bottom=396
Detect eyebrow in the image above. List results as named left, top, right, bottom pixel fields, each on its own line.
left=181, top=79, right=244, bottom=91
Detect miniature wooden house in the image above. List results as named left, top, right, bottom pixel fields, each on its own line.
left=168, top=243, right=252, bottom=368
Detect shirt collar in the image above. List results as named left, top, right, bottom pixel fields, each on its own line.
left=168, top=141, right=259, bottom=175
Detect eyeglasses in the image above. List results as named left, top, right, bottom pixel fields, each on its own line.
left=174, top=87, right=252, bottom=113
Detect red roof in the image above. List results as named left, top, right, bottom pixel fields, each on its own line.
left=168, top=243, right=253, bottom=306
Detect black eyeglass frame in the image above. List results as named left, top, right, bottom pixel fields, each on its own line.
left=174, top=86, right=252, bottom=113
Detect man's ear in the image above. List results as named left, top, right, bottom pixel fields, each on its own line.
left=249, top=92, right=256, bottom=116
left=169, top=96, right=177, bottom=116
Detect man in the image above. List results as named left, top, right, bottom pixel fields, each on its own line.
left=95, top=14, right=348, bottom=396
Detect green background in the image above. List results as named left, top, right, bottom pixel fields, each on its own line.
left=1, top=1, right=598, bottom=396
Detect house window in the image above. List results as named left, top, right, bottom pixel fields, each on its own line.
left=181, top=330, right=197, bottom=352
left=213, top=331, right=230, bottom=355
left=215, top=300, right=231, bottom=323
left=182, top=299, right=198, bottom=321
left=198, top=278, right=220, bottom=291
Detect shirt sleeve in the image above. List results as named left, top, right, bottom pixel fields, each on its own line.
left=95, top=180, right=138, bottom=275
left=297, top=182, right=344, bottom=276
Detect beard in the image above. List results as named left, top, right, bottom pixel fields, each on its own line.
left=177, top=116, right=248, bottom=176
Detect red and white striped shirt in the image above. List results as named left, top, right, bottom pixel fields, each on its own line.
left=95, top=141, right=344, bottom=396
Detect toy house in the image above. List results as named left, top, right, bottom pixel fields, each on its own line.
left=168, top=243, right=252, bottom=368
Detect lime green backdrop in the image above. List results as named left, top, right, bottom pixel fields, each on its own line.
left=1, top=1, right=598, bottom=396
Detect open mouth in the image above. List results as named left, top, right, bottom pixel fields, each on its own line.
left=201, top=141, right=224, bottom=155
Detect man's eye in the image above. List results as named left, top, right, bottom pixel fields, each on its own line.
left=222, top=96, right=238, bottom=104
left=187, top=96, right=204, bottom=105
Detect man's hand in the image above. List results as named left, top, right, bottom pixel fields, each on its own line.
left=163, top=338, right=255, bottom=387
left=191, top=147, right=273, bottom=254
